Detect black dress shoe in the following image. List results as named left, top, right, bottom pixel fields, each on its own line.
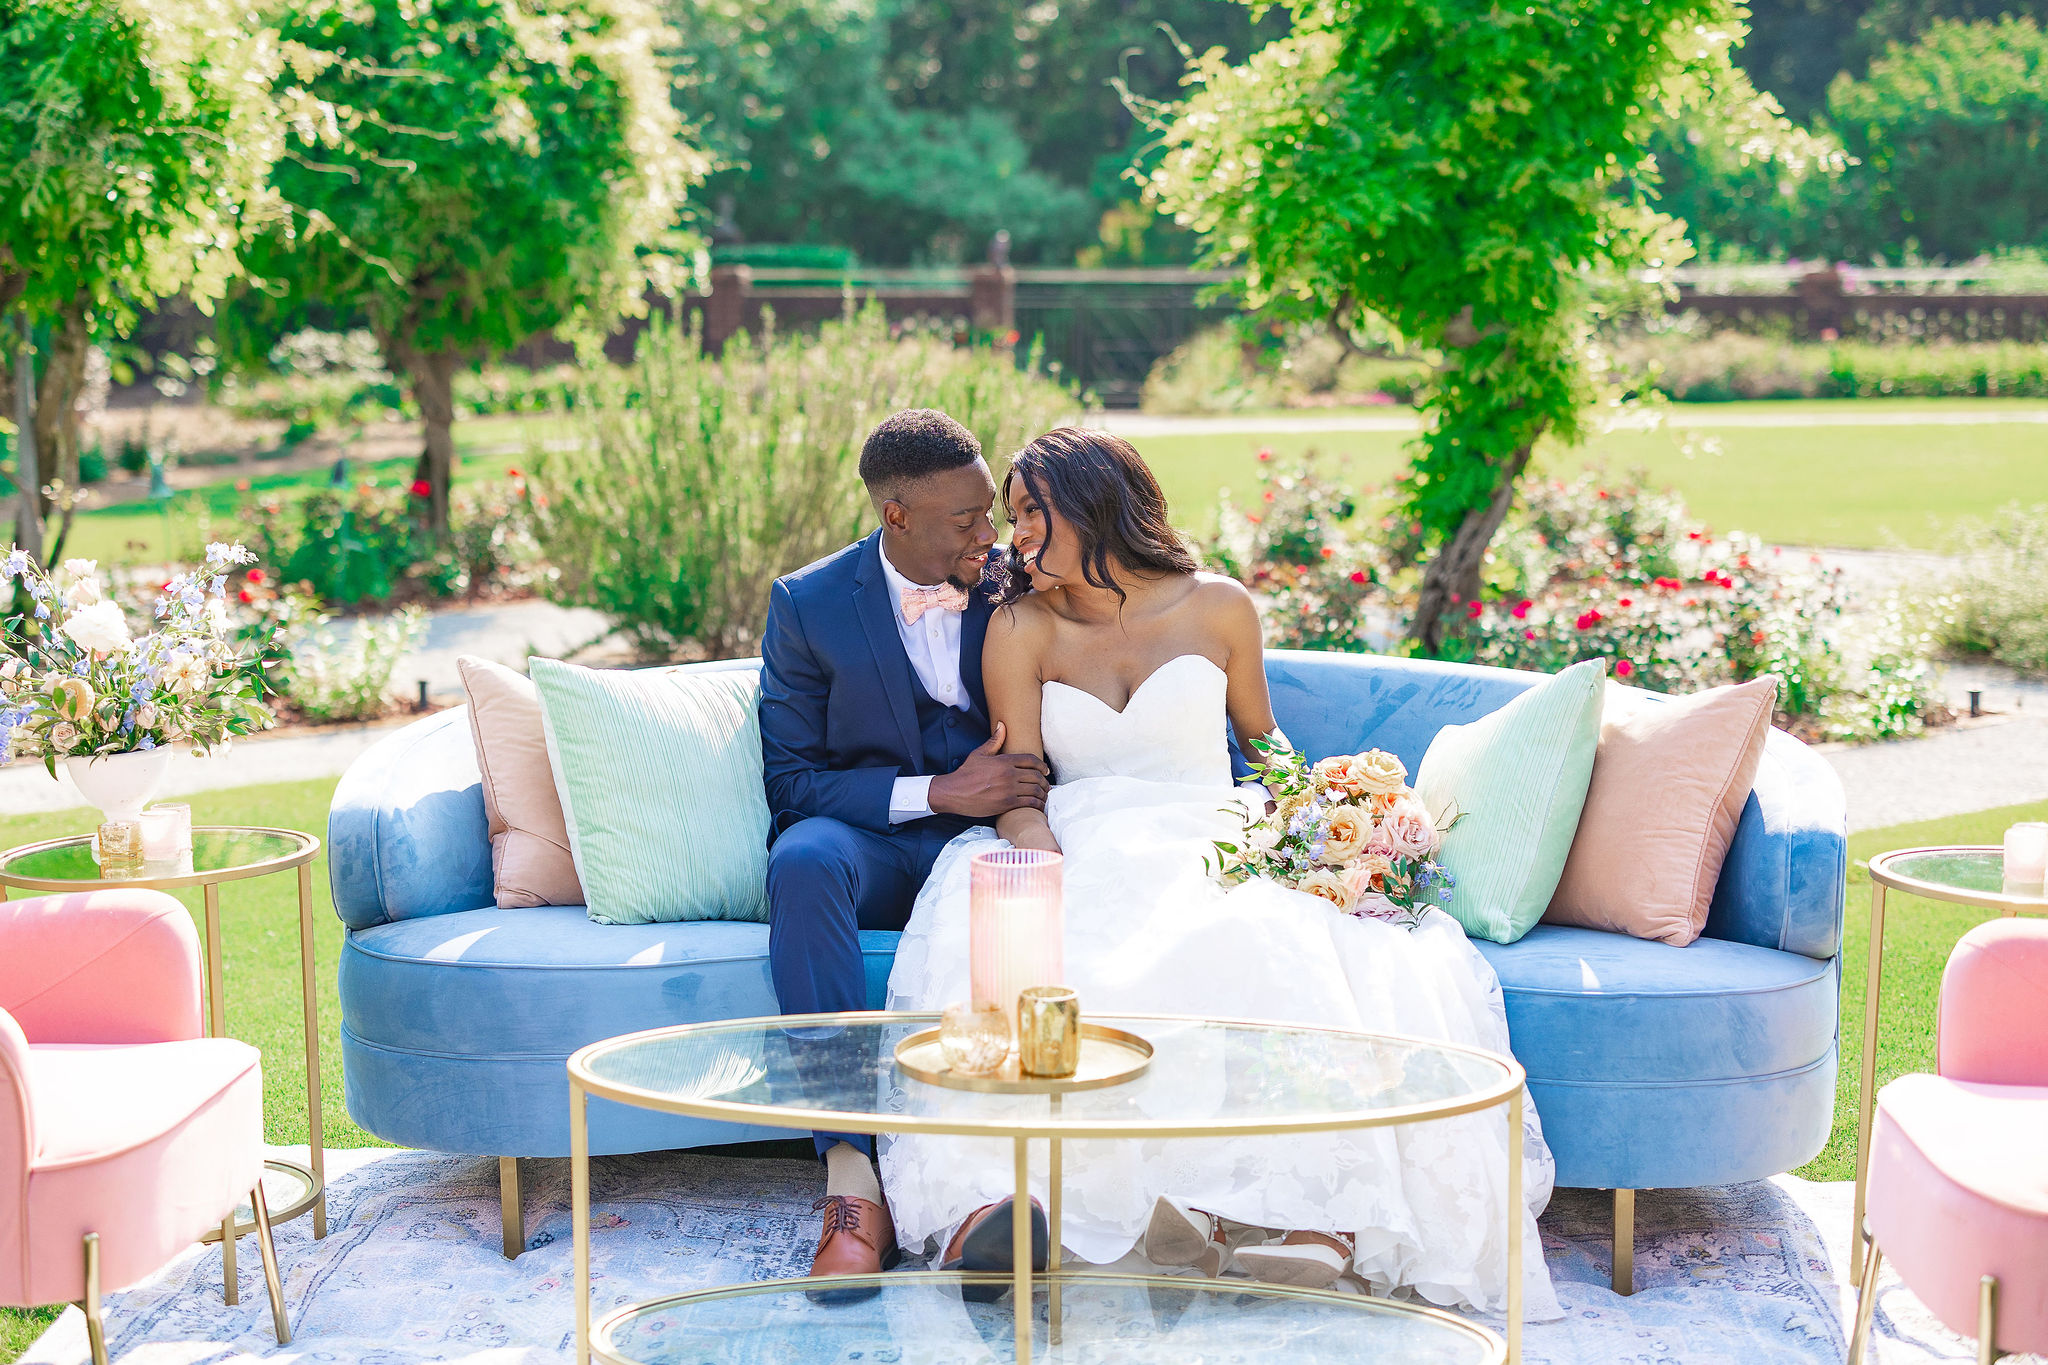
left=939, top=1197, right=1049, bottom=1303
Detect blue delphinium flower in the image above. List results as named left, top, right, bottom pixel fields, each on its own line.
left=136, top=734, right=157, bottom=752
left=1, top=549, right=29, bottom=578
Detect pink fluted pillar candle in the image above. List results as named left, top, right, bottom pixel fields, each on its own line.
left=968, top=849, right=1064, bottom=1037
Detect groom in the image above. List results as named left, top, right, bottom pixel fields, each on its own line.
left=759, top=408, right=1051, bottom=1283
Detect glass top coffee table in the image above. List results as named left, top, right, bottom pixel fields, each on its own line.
left=568, top=1012, right=1526, bottom=1365
left=0, top=825, right=330, bottom=1294
left=1851, top=847, right=2048, bottom=1280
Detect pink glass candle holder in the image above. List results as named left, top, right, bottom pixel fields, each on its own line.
left=969, top=848, right=1064, bottom=1036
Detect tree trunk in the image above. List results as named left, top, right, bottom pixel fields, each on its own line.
left=11, top=313, right=37, bottom=559
left=32, top=297, right=89, bottom=559
left=1407, top=438, right=1538, bottom=655
left=391, top=340, right=457, bottom=533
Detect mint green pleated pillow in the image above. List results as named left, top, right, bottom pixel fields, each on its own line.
left=1412, top=658, right=1607, bottom=945
left=529, top=658, right=770, bottom=925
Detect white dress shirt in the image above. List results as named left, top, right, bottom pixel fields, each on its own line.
left=879, top=547, right=971, bottom=824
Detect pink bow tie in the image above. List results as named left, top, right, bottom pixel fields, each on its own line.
left=900, top=582, right=969, bottom=623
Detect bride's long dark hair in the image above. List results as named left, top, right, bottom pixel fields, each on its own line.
left=991, top=427, right=1197, bottom=605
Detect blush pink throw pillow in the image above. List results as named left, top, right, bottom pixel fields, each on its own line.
left=1544, top=676, right=1776, bottom=946
left=459, top=655, right=585, bottom=909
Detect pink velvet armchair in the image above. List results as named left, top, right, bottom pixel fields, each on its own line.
left=1850, top=915, right=2048, bottom=1365
left=0, top=889, right=289, bottom=1365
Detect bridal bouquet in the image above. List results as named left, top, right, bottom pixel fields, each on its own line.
left=1, top=544, right=278, bottom=773
left=1212, top=739, right=1457, bottom=929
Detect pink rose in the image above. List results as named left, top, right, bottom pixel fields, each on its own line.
left=1377, top=798, right=1439, bottom=860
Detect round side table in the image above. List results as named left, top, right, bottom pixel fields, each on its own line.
left=1852, top=846, right=2047, bottom=1280
left=0, top=825, right=329, bottom=1302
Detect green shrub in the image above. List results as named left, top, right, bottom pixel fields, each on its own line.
left=533, top=303, right=1075, bottom=658
left=1143, top=323, right=1429, bottom=414
left=238, top=478, right=543, bottom=606
left=282, top=606, right=427, bottom=722
left=1933, top=504, right=2048, bottom=675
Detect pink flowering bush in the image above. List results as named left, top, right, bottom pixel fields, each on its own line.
left=1202, top=451, right=1384, bottom=653
left=1207, top=455, right=1941, bottom=743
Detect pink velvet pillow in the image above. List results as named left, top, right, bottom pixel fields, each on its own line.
left=1544, top=676, right=1776, bottom=946
left=459, top=655, right=585, bottom=909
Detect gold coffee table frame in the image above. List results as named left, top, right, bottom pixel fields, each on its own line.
left=568, top=1010, right=1527, bottom=1365
left=1852, top=846, right=2047, bottom=1281
left=0, top=825, right=329, bottom=1285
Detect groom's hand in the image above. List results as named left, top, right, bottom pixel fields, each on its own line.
left=929, top=723, right=1050, bottom=818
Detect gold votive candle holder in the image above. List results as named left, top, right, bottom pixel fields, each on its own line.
left=97, top=820, right=145, bottom=879
left=939, top=1001, right=1012, bottom=1076
left=1017, top=986, right=1080, bottom=1078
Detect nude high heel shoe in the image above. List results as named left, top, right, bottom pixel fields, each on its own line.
left=1141, top=1197, right=1235, bottom=1278
left=1234, top=1229, right=1357, bottom=1290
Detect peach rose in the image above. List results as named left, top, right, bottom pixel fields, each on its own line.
left=1378, top=798, right=1440, bottom=860
left=1320, top=805, right=1373, bottom=863
left=1298, top=868, right=1354, bottom=912
left=1350, top=749, right=1409, bottom=796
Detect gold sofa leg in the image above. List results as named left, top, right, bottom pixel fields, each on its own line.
left=1978, top=1274, right=1999, bottom=1365
left=501, top=1157, right=524, bottom=1260
left=1847, top=1235, right=1883, bottom=1364
left=251, top=1181, right=292, bottom=1345
left=1612, top=1189, right=1635, bottom=1296
left=220, top=1206, right=237, bottom=1305
left=81, top=1233, right=108, bottom=1365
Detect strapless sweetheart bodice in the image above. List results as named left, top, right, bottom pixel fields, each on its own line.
left=1038, top=653, right=1232, bottom=788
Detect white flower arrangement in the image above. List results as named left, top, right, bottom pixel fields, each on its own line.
left=2, top=543, right=279, bottom=772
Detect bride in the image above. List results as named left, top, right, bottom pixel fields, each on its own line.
left=880, top=427, right=1559, bottom=1319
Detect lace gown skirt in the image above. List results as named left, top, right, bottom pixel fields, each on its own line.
left=881, top=773, right=1563, bottom=1320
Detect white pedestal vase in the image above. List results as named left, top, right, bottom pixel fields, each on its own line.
left=65, top=747, right=174, bottom=825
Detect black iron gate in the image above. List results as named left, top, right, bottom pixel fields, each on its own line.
left=1014, top=270, right=1242, bottom=408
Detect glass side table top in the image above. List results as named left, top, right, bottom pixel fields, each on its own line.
left=597, top=1271, right=1502, bottom=1365
left=1869, top=846, right=2048, bottom=909
left=574, top=1012, right=1521, bottom=1140
left=0, top=826, right=319, bottom=891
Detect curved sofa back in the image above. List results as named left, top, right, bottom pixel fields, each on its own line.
left=330, top=651, right=1847, bottom=958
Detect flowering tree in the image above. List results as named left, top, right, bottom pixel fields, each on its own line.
left=228, top=0, right=701, bottom=531
left=1142, top=0, right=1751, bottom=652
left=0, top=0, right=287, bottom=557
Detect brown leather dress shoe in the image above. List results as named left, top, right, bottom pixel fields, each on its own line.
left=940, top=1197, right=1049, bottom=1302
left=806, top=1195, right=901, bottom=1304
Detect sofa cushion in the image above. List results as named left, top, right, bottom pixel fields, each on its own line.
left=1546, top=677, right=1775, bottom=946
left=1414, top=658, right=1606, bottom=944
left=459, top=655, right=584, bottom=910
left=531, top=658, right=771, bottom=925
left=340, top=907, right=899, bottom=1060
left=1473, top=924, right=1837, bottom=1083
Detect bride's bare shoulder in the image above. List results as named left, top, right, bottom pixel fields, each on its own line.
left=1186, top=572, right=1259, bottom=620
left=987, top=592, right=1057, bottom=655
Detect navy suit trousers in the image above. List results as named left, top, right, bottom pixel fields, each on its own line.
left=767, top=815, right=959, bottom=1158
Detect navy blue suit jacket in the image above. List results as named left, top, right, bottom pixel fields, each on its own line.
left=759, top=530, right=994, bottom=842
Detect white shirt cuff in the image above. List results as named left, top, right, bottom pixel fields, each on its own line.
left=1237, top=780, right=1274, bottom=808
left=890, top=775, right=936, bottom=824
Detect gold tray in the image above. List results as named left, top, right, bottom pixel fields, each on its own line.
left=894, top=1022, right=1153, bottom=1094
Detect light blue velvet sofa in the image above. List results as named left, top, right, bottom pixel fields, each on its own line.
left=328, top=651, right=1847, bottom=1283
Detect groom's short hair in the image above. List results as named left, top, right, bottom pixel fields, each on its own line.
left=859, top=409, right=982, bottom=501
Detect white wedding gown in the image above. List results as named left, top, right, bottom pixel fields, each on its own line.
left=882, top=654, right=1561, bottom=1319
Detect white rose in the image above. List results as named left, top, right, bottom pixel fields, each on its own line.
left=205, top=597, right=230, bottom=635
left=60, top=559, right=102, bottom=609
left=162, top=652, right=210, bottom=696
left=134, top=701, right=158, bottom=730
left=49, top=721, right=79, bottom=754
left=5, top=724, right=40, bottom=761
left=59, top=600, right=131, bottom=654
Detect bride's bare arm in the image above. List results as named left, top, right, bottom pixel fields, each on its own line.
left=1210, top=577, right=1285, bottom=759
left=983, top=603, right=1060, bottom=853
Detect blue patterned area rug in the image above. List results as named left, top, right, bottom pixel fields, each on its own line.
left=21, top=1147, right=2031, bottom=1365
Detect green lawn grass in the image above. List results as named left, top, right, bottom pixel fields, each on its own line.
left=52, top=414, right=559, bottom=566
left=1, top=771, right=2038, bottom=1357
left=1140, top=415, right=2048, bottom=550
